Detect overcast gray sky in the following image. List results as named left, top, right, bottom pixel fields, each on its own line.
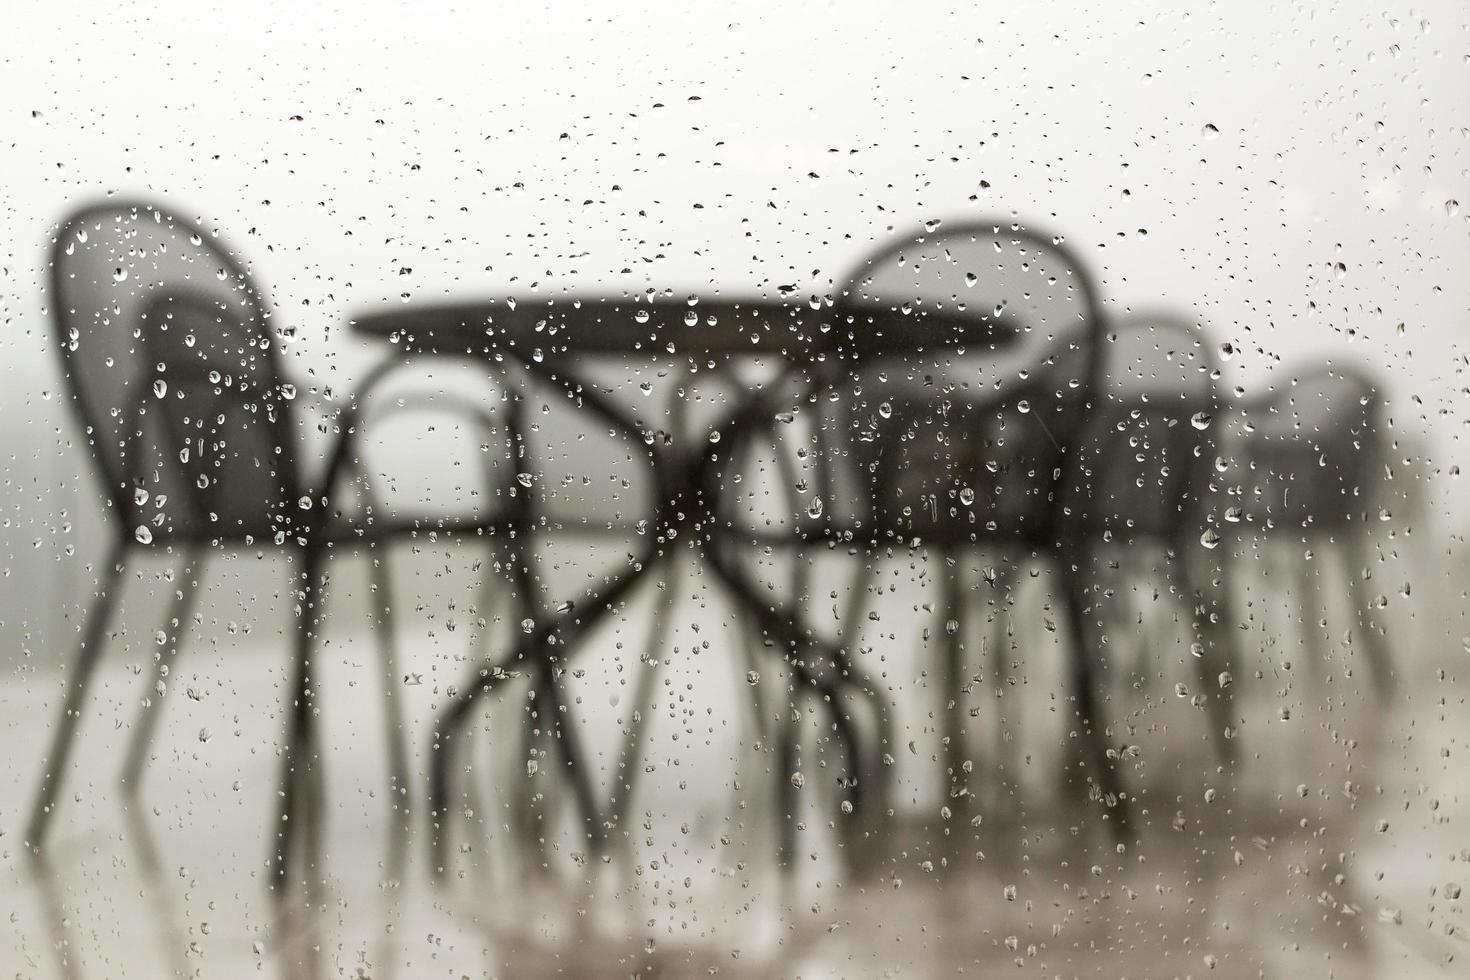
left=3, top=0, right=1467, bottom=612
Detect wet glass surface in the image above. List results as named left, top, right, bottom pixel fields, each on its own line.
left=2, top=3, right=1468, bottom=978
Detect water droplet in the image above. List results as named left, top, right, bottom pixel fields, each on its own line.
left=134, top=526, right=153, bottom=544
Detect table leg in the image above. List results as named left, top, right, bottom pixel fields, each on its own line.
left=702, top=535, right=878, bottom=868
left=428, top=546, right=659, bottom=878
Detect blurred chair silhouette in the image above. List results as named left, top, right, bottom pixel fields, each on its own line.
left=723, top=219, right=1129, bottom=854
left=30, top=200, right=520, bottom=893
left=1061, top=312, right=1239, bottom=760
left=1221, top=363, right=1395, bottom=693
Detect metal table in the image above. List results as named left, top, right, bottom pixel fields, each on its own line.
left=350, top=293, right=1017, bottom=869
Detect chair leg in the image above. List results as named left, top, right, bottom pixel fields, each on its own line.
left=1125, top=551, right=1158, bottom=690
left=1057, top=554, right=1130, bottom=838
left=121, top=800, right=193, bottom=980
left=513, top=681, right=552, bottom=868
left=1178, top=541, right=1241, bottom=766
left=1294, top=540, right=1332, bottom=688
left=120, top=547, right=203, bottom=799
left=27, top=541, right=128, bottom=854
left=987, top=560, right=1022, bottom=816
left=367, top=547, right=413, bottom=883
left=734, top=596, right=769, bottom=738
left=938, top=553, right=972, bottom=828
left=273, top=543, right=328, bottom=895
left=1344, top=529, right=1395, bottom=695
left=609, top=552, right=677, bottom=842
left=833, top=558, right=893, bottom=860
left=775, top=699, right=799, bottom=869
left=782, top=540, right=817, bottom=869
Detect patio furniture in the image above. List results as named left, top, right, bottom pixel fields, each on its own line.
left=1222, top=364, right=1394, bottom=693
left=350, top=293, right=1015, bottom=873
left=723, top=221, right=1130, bottom=842
left=1062, top=311, right=1240, bottom=756
left=31, top=200, right=519, bottom=896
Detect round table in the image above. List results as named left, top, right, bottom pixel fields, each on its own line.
left=349, top=292, right=1017, bottom=870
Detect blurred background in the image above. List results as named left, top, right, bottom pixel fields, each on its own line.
left=2, top=1, right=1468, bottom=977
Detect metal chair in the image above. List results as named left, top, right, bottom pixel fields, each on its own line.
left=722, top=219, right=1125, bottom=855
left=30, top=200, right=520, bottom=894
left=1062, top=312, right=1240, bottom=757
left=1220, top=363, right=1395, bottom=693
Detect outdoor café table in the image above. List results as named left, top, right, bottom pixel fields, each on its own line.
left=349, top=293, right=1017, bottom=868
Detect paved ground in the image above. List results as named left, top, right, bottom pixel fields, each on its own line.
left=1, top=533, right=1465, bottom=978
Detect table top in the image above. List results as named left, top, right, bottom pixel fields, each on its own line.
left=350, top=294, right=1016, bottom=361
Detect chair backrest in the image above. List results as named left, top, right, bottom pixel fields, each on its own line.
left=48, top=200, right=300, bottom=541
left=817, top=219, right=1107, bottom=545
left=1067, top=311, right=1222, bottom=541
left=1225, top=364, right=1383, bottom=530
